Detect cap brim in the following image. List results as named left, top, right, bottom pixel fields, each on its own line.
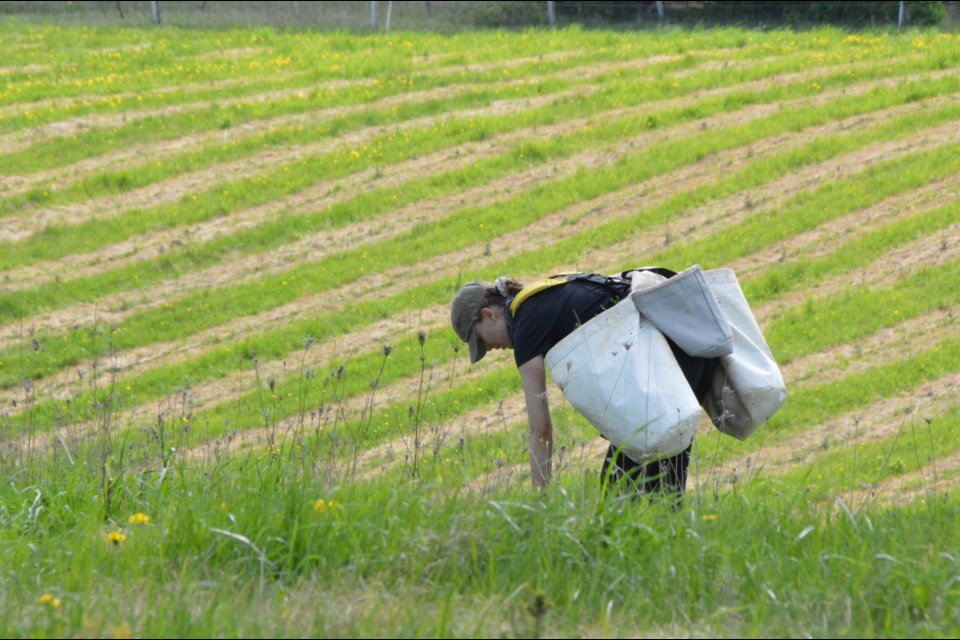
left=467, top=328, right=486, bottom=364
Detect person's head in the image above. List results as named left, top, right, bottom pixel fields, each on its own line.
left=451, top=278, right=523, bottom=363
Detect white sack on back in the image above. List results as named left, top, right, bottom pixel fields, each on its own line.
left=545, top=297, right=702, bottom=462
left=702, top=269, right=787, bottom=439
left=630, top=264, right=734, bottom=359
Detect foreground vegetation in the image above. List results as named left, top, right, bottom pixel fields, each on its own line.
left=1, top=19, right=959, bottom=637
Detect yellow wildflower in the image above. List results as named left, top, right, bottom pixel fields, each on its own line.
left=106, top=531, right=127, bottom=545
left=128, top=513, right=150, bottom=525
left=314, top=498, right=342, bottom=514
left=39, top=593, right=61, bottom=607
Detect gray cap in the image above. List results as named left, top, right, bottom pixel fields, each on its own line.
left=451, top=281, right=491, bottom=364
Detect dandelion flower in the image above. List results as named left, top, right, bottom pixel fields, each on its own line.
left=314, top=498, right=341, bottom=514
left=128, top=513, right=150, bottom=525
left=39, top=593, right=61, bottom=607
left=106, top=531, right=127, bottom=545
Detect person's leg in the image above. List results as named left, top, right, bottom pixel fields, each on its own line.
left=641, top=444, right=691, bottom=509
left=600, top=345, right=717, bottom=504
left=600, top=444, right=645, bottom=495
left=640, top=344, right=716, bottom=504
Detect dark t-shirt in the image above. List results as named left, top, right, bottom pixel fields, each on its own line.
left=512, top=280, right=618, bottom=367
left=511, top=279, right=717, bottom=402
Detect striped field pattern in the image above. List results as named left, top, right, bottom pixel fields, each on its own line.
left=5, top=21, right=960, bottom=638
left=3, top=24, right=960, bottom=504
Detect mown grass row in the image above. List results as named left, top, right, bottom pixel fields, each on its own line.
left=4, top=25, right=960, bottom=639
left=0, top=49, right=758, bottom=211
left=3, top=26, right=818, bottom=166
left=7, top=116, right=960, bottom=473
left=2, top=42, right=872, bottom=209
left=5, top=66, right=960, bottom=393
left=2, top=24, right=897, bottom=111
left=3, top=133, right=956, bottom=430
left=5, top=35, right=932, bottom=235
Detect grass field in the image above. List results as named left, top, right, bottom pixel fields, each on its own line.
left=2, top=19, right=960, bottom=638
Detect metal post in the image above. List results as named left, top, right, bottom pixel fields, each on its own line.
left=386, top=0, right=393, bottom=31
left=371, top=1, right=378, bottom=30
left=150, top=1, right=161, bottom=24
left=547, top=1, right=556, bottom=27
left=655, top=1, right=665, bottom=21
left=898, top=1, right=906, bottom=28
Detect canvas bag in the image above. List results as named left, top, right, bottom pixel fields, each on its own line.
left=701, top=269, right=787, bottom=440
left=630, top=264, right=734, bottom=359
left=544, top=297, right=702, bottom=462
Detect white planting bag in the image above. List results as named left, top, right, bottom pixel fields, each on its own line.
left=702, top=269, right=787, bottom=440
left=544, top=297, right=703, bottom=462
left=630, top=264, right=734, bottom=359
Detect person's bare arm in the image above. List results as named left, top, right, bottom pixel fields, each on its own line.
left=518, top=356, right=553, bottom=490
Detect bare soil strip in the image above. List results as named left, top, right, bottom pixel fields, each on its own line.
left=784, top=303, right=960, bottom=387
left=732, top=176, right=960, bottom=283
left=5, top=94, right=951, bottom=409
left=0, top=51, right=789, bottom=232
left=3, top=56, right=942, bottom=239
left=5, top=77, right=955, bottom=360
left=706, top=372, right=960, bottom=495
left=0, top=69, right=278, bottom=120
left=0, top=85, right=591, bottom=244
left=858, top=449, right=960, bottom=508
left=0, top=64, right=50, bottom=76
left=3, top=100, right=956, bottom=440
left=753, top=218, right=960, bottom=327
left=0, top=48, right=614, bottom=157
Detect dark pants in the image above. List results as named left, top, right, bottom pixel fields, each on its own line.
left=599, top=341, right=717, bottom=506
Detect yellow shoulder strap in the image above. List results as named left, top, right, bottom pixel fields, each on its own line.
left=509, top=276, right=571, bottom=316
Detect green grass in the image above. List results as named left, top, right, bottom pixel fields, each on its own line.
left=3, top=23, right=960, bottom=638
left=3, top=450, right=958, bottom=638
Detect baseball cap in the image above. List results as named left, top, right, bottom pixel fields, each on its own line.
left=451, top=281, right=491, bottom=364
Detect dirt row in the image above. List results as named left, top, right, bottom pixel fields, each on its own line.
left=0, top=66, right=278, bottom=120
left=753, top=217, right=960, bottom=328
left=5, top=72, right=955, bottom=364
left=0, top=50, right=816, bottom=239
left=0, top=84, right=594, bottom=244
left=6, top=92, right=950, bottom=413
left=3, top=71, right=956, bottom=504
left=8, top=131, right=958, bottom=483
left=456, top=322, right=960, bottom=500
left=0, top=48, right=640, bottom=163
left=3, top=52, right=936, bottom=242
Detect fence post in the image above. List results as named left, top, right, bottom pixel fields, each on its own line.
left=150, top=1, right=161, bottom=25
left=371, top=1, right=378, bottom=30
left=547, top=1, right=556, bottom=27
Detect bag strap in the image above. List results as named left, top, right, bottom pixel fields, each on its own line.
left=508, top=267, right=676, bottom=317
